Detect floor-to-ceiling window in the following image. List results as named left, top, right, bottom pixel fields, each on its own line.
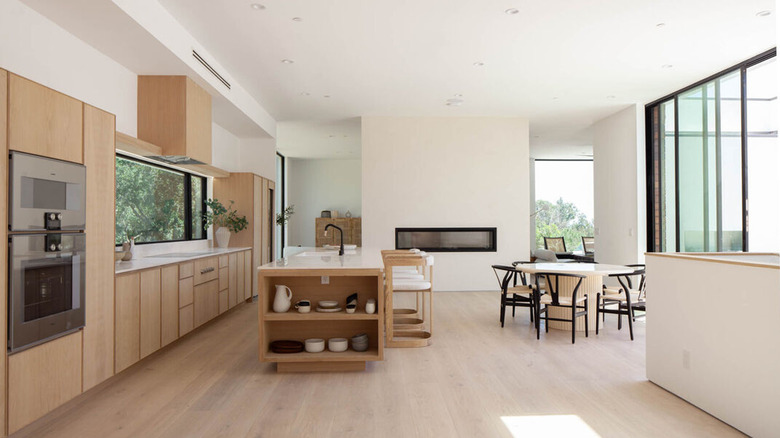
left=534, top=160, right=594, bottom=252
left=275, top=152, right=285, bottom=259
left=647, top=49, right=777, bottom=252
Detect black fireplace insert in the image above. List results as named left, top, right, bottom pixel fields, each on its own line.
left=395, top=227, right=497, bottom=252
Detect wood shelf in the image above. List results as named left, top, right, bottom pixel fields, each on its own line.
left=264, top=310, right=379, bottom=321
left=264, top=347, right=380, bottom=362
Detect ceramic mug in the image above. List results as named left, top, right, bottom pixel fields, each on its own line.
left=295, top=300, right=311, bottom=313
left=365, top=299, right=376, bottom=314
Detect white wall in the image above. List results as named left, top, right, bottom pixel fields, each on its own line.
left=646, top=253, right=780, bottom=438
left=211, top=124, right=277, bottom=181
left=287, top=158, right=362, bottom=247
left=0, top=0, right=137, bottom=135
left=362, top=116, right=530, bottom=291
left=592, top=104, right=646, bottom=265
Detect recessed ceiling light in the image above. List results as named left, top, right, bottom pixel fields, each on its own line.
left=756, top=10, right=771, bottom=17
left=552, top=97, right=559, bottom=100
left=281, top=59, right=294, bottom=64
left=454, top=93, right=463, bottom=97
left=656, top=23, right=666, bottom=28
left=607, top=95, right=616, bottom=99
left=328, top=135, right=335, bottom=138
left=446, top=98, right=464, bottom=106
left=292, top=17, right=303, bottom=22
left=300, top=92, right=310, bottom=96
left=505, top=8, right=519, bottom=15
left=250, top=3, right=265, bottom=10
left=473, top=62, right=484, bottom=67
left=323, top=95, right=331, bottom=98
left=662, top=64, right=673, bottom=69
left=532, top=135, right=540, bottom=139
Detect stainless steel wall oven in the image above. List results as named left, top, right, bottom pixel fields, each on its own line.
left=8, top=151, right=87, bottom=353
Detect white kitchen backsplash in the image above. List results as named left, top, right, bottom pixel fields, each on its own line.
left=129, top=239, right=213, bottom=259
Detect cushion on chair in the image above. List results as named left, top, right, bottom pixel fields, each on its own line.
left=393, top=280, right=432, bottom=291
left=539, top=293, right=587, bottom=305
left=601, top=287, right=643, bottom=302
left=393, top=267, right=419, bottom=273
left=533, top=249, right=558, bottom=262
left=393, top=273, right=425, bottom=280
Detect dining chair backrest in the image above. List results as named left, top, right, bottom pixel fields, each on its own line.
left=544, top=237, right=567, bottom=253
left=581, top=236, right=595, bottom=254
left=534, top=272, right=586, bottom=305
left=492, top=265, right=529, bottom=290
left=608, top=264, right=646, bottom=297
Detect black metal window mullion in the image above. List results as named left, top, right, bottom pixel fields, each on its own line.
left=701, top=85, right=709, bottom=252
left=184, top=174, right=193, bottom=240
left=673, top=95, right=681, bottom=252
left=740, top=65, right=749, bottom=252
left=714, top=78, right=723, bottom=252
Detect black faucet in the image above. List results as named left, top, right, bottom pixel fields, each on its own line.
left=324, top=223, right=345, bottom=256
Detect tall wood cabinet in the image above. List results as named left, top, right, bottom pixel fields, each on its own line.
left=213, top=173, right=276, bottom=297
left=0, top=68, right=8, bottom=437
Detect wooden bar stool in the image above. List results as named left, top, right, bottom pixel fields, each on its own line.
left=382, top=251, right=434, bottom=348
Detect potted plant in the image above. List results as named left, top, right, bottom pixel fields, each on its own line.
left=204, top=199, right=248, bottom=248
left=276, top=204, right=295, bottom=226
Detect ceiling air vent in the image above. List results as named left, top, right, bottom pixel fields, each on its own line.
left=192, top=50, right=231, bottom=90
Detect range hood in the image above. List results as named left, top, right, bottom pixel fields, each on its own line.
left=148, top=155, right=205, bottom=166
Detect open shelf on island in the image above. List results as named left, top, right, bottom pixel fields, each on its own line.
left=264, top=310, right=380, bottom=321
left=265, top=347, right=380, bottom=362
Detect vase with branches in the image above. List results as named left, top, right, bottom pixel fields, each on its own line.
left=204, top=199, right=248, bottom=248
left=276, top=205, right=295, bottom=226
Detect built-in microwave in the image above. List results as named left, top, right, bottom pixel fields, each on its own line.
left=8, top=151, right=86, bottom=232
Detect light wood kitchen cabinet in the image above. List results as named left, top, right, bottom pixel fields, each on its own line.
left=7, top=332, right=82, bottom=434
left=179, top=262, right=194, bottom=279
left=115, top=273, right=141, bottom=373
left=179, top=276, right=194, bottom=307
left=179, top=305, right=194, bottom=336
left=139, top=270, right=161, bottom=359
left=228, top=253, right=238, bottom=308
left=193, top=280, right=219, bottom=327
left=161, top=266, right=179, bottom=347
left=236, top=251, right=245, bottom=301
left=219, top=266, right=229, bottom=291
left=0, top=68, right=7, bottom=436
left=8, top=74, right=83, bottom=163
left=137, top=76, right=212, bottom=164
left=82, top=104, right=116, bottom=392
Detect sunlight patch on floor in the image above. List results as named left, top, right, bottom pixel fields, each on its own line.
left=501, top=415, right=601, bottom=437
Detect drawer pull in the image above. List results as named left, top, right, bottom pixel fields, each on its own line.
left=200, top=267, right=215, bottom=274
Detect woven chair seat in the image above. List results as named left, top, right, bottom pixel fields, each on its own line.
left=540, top=293, right=587, bottom=305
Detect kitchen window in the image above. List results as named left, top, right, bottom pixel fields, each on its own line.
left=115, top=155, right=207, bottom=245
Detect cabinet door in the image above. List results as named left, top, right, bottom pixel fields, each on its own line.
left=236, top=251, right=245, bottom=302
left=244, top=250, right=252, bottom=299
left=228, top=253, right=238, bottom=308
left=139, top=269, right=161, bottom=359
left=179, top=305, right=194, bottom=336
left=82, top=104, right=116, bottom=392
left=193, top=279, right=219, bottom=327
left=8, top=74, right=83, bottom=163
left=161, top=265, right=179, bottom=347
left=179, top=276, right=194, bottom=307
left=219, top=266, right=229, bottom=291
left=115, top=273, right=140, bottom=373
left=218, top=290, right=228, bottom=314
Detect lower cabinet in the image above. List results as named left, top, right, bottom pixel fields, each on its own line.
left=115, top=251, right=251, bottom=374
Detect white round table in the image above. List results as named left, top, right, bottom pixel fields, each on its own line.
left=513, top=263, right=634, bottom=332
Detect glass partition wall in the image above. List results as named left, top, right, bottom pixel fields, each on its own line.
left=647, top=49, right=777, bottom=253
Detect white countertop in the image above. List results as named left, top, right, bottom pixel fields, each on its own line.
left=115, top=247, right=252, bottom=274
left=259, top=247, right=383, bottom=271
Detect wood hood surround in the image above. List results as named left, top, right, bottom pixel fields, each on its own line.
left=137, top=76, right=212, bottom=165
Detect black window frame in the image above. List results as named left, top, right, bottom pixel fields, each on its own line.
left=277, top=152, right=286, bottom=251
left=645, top=48, right=777, bottom=253
left=115, top=153, right=208, bottom=246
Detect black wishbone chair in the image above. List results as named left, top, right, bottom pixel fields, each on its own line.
left=596, top=264, right=646, bottom=340
left=492, top=265, right=535, bottom=326
left=533, top=272, right=589, bottom=344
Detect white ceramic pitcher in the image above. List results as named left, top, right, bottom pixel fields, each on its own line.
left=273, top=285, right=293, bottom=313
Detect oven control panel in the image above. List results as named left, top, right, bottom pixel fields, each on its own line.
left=45, top=234, right=62, bottom=252
left=44, top=212, right=62, bottom=230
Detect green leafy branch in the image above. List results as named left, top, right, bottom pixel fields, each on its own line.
left=204, top=199, right=248, bottom=234
left=276, top=204, right=295, bottom=226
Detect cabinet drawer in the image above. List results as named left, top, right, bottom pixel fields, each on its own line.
left=193, top=257, right=219, bottom=285
left=219, top=255, right=228, bottom=268
left=179, top=277, right=194, bottom=307
left=179, top=304, right=193, bottom=336
left=179, top=262, right=194, bottom=279
left=219, top=267, right=228, bottom=291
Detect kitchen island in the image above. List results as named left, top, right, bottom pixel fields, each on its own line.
left=258, top=248, right=384, bottom=372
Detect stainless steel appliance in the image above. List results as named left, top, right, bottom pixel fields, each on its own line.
left=8, top=151, right=87, bottom=353
left=9, top=151, right=86, bottom=231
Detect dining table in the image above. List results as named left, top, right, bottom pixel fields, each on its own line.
left=513, top=262, right=634, bottom=332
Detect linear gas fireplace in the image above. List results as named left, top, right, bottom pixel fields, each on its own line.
left=395, top=227, right=497, bottom=252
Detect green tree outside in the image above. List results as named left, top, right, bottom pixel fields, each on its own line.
left=534, top=198, right=594, bottom=251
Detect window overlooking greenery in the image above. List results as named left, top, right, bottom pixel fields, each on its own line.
left=115, top=155, right=207, bottom=245
left=534, top=160, right=595, bottom=252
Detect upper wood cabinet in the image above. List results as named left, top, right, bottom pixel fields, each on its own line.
left=8, top=74, right=83, bottom=163
left=137, top=76, right=212, bottom=164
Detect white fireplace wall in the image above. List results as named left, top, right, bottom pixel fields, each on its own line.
left=361, top=116, right=530, bottom=291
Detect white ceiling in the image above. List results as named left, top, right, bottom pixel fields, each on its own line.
left=156, top=0, right=775, bottom=158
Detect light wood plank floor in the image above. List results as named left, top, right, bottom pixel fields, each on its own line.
left=12, top=292, right=743, bottom=438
